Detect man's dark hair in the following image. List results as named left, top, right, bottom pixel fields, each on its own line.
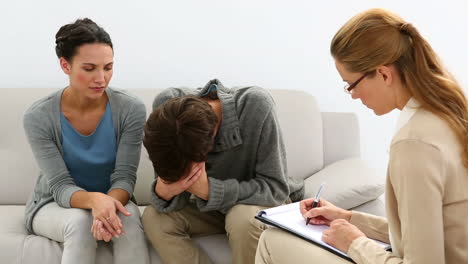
left=55, top=18, right=113, bottom=61
left=143, top=96, right=218, bottom=182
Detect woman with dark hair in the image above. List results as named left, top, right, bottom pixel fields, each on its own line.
left=23, top=18, right=149, bottom=264
left=256, top=8, right=468, bottom=264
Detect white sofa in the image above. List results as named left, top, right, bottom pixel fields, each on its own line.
left=0, top=88, right=386, bottom=264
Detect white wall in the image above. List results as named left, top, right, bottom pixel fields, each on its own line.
left=1, top=0, right=467, bottom=170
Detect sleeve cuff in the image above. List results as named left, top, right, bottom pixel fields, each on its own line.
left=348, top=236, right=392, bottom=263
left=348, top=236, right=373, bottom=262
left=196, top=177, right=226, bottom=212
left=349, top=210, right=390, bottom=243
left=149, top=179, right=190, bottom=212
left=109, top=182, right=134, bottom=197
left=59, top=185, right=85, bottom=208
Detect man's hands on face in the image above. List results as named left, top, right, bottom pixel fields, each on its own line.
left=155, top=162, right=204, bottom=201
left=187, top=162, right=209, bottom=200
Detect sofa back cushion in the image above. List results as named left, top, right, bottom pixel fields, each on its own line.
left=0, top=88, right=56, bottom=205
left=1, top=88, right=323, bottom=205
left=268, top=89, right=324, bottom=178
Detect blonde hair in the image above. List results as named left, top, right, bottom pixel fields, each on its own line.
left=331, top=8, right=468, bottom=168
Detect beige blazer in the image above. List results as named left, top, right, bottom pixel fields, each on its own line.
left=347, top=108, right=468, bottom=264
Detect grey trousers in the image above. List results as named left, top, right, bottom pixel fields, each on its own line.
left=32, top=201, right=150, bottom=264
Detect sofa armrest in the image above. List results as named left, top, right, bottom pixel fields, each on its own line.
left=303, top=158, right=385, bottom=210
left=321, top=112, right=360, bottom=166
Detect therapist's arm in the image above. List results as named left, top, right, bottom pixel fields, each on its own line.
left=349, top=211, right=389, bottom=243
left=348, top=140, right=445, bottom=264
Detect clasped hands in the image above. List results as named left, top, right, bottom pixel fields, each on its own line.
left=90, top=193, right=131, bottom=242
left=300, top=198, right=366, bottom=253
left=155, top=162, right=210, bottom=201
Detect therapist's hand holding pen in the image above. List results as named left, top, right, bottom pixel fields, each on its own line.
left=300, top=187, right=352, bottom=226
left=299, top=184, right=366, bottom=253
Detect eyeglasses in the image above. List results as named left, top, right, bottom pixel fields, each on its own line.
left=344, top=72, right=370, bottom=94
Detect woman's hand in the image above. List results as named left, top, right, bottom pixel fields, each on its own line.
left=90, top=193, right=131, bottom=238
left=322, top=219, right=366, bottom=253
left=91, top=219, right=113, bottom=242
left=155, top=163, right=203, bottom=201
left=300, top=198, right=352, bottom=225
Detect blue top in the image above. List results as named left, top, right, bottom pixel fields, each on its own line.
left=60, top=103, right=117, bottom=193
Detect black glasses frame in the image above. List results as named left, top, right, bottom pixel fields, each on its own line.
left=344, top=72, right=371, bottom=94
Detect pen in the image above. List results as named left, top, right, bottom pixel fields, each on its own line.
left=306, top=182, right=325, bottom=225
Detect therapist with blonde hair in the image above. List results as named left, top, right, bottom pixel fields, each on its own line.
left=256, top=8, right=468, bottom=264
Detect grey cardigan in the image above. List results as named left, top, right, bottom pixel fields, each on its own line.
left=150, top=79, right=304, bottom=213
left=23, top=87, right=146, bottom=234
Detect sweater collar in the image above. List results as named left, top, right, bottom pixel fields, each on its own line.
left=197, top=79, right=242, bottom=152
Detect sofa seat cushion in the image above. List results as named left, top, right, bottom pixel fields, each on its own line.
left=0, top=206, right=28, bottom=264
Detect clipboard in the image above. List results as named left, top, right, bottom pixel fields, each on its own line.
left=255, top=202, right=391, bottom=263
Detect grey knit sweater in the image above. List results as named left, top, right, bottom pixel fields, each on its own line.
left=23, top=87, right=146, bottom=234
left=150, top=79, right=304, bottom=213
